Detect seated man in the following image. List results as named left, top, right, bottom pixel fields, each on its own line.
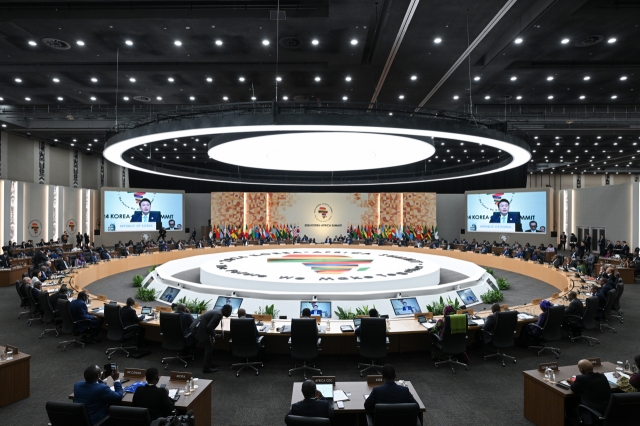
left=30, top=279, right=43, bottom=313
left=70, top=291, right=104, bottom=342
left=481, top=303, right=501, bottom=344
left=73, top=364, right=124, bottom=425
left=563, top=291, right=584, bottom=330
left=545, top=244, right=556, bottom=252
left=355, top=308, right=379, bottom=337
left=132, top=367, right=175, bottom=420
left=285, top=379, right=334, bottom=424
left=54, top=256, right=71, bottom=272
left=237, top=308, right=259, bottom=338
left=300, top=308, right=312, bottom=319
left=49, top=284, right=69, bottom=316
left=566, top=359, right=611, bottom=425
left=99, top=245, right=112, bottom=260
left=364, top=364, right=418, bottom=411
left=120, top=297, right=146, bottom=346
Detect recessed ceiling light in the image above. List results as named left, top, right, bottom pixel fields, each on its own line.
left=453, top=95, right=459, bottom=100
left=73, top=139, right=77, bottom=142
left=125, top=40, right=133, bottom=46
left=168, top=77, right=174, bottom=82
left=262, top=39, right=269, bottom=45
left=510, top=76, right=517, bottom=81
left=583, top=76, right=590, bottom=80
left=516, top=96, right=522, bottom=100
left=514, top=38, right=523, bottom=44
left=548, top=95, right=554, bottom=99
left=1, top=124, right=5, bottom=127
left=597, top=136, right=601, bottom=139
left=52, top=78, right=60, bottom=83
left=345, top=76, right=352, bottom=82
left=57, top=97, right=63, bottom=101
left=434, top=38, right=442, bottom=43
left=189, top=96, right=195, bottom=100
left=88, top=144, right=92, bottom=147
left=611, top=95, right=618, bottom=99
left=14, top=78, right=22, bottom=83
left=534, top=136, right=538, bottom=139
left=618, top=136, right=622, bottom=139
left=315, top=76, right=321, bottom=81
left=206, top=77, right=213, bottom=82
left=389, top=112, right=393, bottom=116
left=473, top=76, right=480, bottom=81
left=620, top=76, right=628, bottom=81
left=276, top=77, right=282, bottom=82
left=129, top=77, right=136, bottom=82
left=484, top=96, right=490, bottom=99
left=342, top=96, right=348, bottom=100
left=174, top=40, right=182, bottom=46
left=123, top=96, right=129, bottom=100
left=579, top=95, right=585, bottom=99
left=410, top=75, right=417, bottom=80
left=547, top=76, right=554, bottom=81
left=156, top=96, right=162, bottom=100
left=607, top=38, right=616, bottom=43
left=76, top=40, right=85, bottom=46
left=561, top=38, right=570, bottom=44
left=239, top=77, right=245, bottom=82
left=28, top=40, right=37, bottom=46
left=351, top=39, right=358, bottom=45
left=215, top=40, right=223, bottom=46
left=251, top=96, right=256, bottom=100
left=312, top=39, right=319, bottom=45
left=91, top=77, right=98, bottom=82
left=25, top=97, right=31, bottom=101
left=71, top=143, right=74, bottom=146
left=90, top=97, right=96, bottom=101
left=398, top=95, right=404, bottom=99
left=94, top=139, right=98, bottom=142
left=223, top=96, right=228, bottom=101
left=282, top=96, right=288, bottom=100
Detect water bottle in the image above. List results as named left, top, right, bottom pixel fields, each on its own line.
left=551, top=372, right=556, bottom=383
left=624, top=360, right=631, bottom=373
left=326, top=319, right=330, bottom=331
left=544, top=367, right=551, bottom=381
left=184, top=379, right=192, bottom=396
left=386, top=319, right=391, bottom=331
left=271, top=319, right=275, bottom=331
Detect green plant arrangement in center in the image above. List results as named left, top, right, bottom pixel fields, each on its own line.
left=255, top=304, right=280, bottom=318
left=355, top=304, right=376, bottom=316
left=176, top=296, right=211, bottom=314
left=334, top=306, right=356, bottom=319
left=480, top=289, right=504, bottom=304
left=496, top=277, right=510, bottom=290
left=425, top=296, right=461, bottom=315
left=132, top=275, right=144, bottom=287
left=135, top=287, right=159, bottom=302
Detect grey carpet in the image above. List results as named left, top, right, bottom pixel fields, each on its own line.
left=1, top=267, right=638, bottom=426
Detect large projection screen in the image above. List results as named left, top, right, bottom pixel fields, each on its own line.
left=466, top=191, right=548, bottom=234
left=102, top=188, right=185, bottom=233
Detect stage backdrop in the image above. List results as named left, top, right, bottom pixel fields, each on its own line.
left=210, top=192, right=436, bottom=240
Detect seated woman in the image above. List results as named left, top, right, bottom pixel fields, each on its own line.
left=616, top=355, right=640, bottom=392
left=75, top=253, right=86, bottom=267
left=519, top=300, right=551, bottom=346
left=430, top=305, right=456, bottom=343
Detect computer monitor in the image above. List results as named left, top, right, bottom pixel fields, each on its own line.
left=300, top=301, right=331, bottom=318
left=140, top=307, right=152, bottom=315
left=390, top=297, right=421, bottom=315
left=159, top=287, right=180, bottom=303
left=142, top=276, right=155, bottom=289
left=213, top=296, right=243, bottom=315
left=486, top=278, right=499, bottom=291
left=456, top=288, right=481, bottom=307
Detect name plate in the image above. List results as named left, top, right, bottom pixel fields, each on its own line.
left=456, top=309, right=474, bottom=315
left=587, top=357, right=602, bottom=366
left=156, top=306, right=172, bottom=313
left=5, top=344, right=19, bottom=354
left=97, top=294, right=107, bottom=301
left=252, top=314, right=272, bottom=323
left=124, top=368, right=146, bottom=378
left=414, top=312, right=433, bottom=320
left=538, top=362, right=559, bottom=372
left=367, top=375, right=384, bottom=386
left=499, top=304, right=509, bottom=311
left=170, top=371, right=193, bottom=381
left=312, top=376, right=335, bottom=385
left=531, top=298, right=542, bottom=305
left=551, top=292, right=560, bottom=299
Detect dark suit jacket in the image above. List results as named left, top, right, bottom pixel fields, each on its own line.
left=622, top=245, right=630, bottom=255
left=120, top=305, right=142, bottom=327
left=130, top=211, right=162, bottom=223
left=70, top=298, right=94, bottom=329
left=570, top=373, right=611, bottom=416
left=364, top=382, right=418, bottom=411
left=33, top=251, right=48, bottom=266
left=132, top=384, right=175, bottom=420
left=49, top=291, right=68, bottom=312
left=564, top=299, right=584, bottom=321
left=482, top=313, right=498, bottom=343
left=54, top=259, right=69, bottom=271
left=489, top=212, right=523, bottom=232
left=178, top=312, right=194, bottom=337
left=190, top=309, right=223, bottom=343
left=286, top=398, right=334, bottom=423
left=0, top=254, right=10, bottom=268
left=73, top=380, right=124, bottom=425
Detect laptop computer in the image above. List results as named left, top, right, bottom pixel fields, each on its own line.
left=315, top=383, right=334, bottom=400
left=353, top=318, right=362, bottom=327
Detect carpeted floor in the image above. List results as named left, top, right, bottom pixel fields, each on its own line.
left=1, top=265, right=638, bottom=426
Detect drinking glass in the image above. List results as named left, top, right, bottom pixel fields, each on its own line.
left=6, top=349, right=13, bottom=361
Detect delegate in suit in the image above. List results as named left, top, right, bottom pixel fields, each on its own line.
left=130, top=198, right=162, bottom=223
left=286, top=380, right=334, bottom=424
left=364, top=364, right=418, bottom=411
left=190, top=304, right=232, bottom=373
left=132, top=367, right=175, bottom=420
left=73, top=365, right=124, bottom=425
left=567, top=359, right=611, bottom=424
left=488, top=199, right=523, bottom=232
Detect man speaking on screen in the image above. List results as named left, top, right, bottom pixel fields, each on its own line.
left=489, top=198, right=522, bottom=232
left=130, top=198, right=162, bottom=223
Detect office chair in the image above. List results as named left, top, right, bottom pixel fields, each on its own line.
left=366, top=403, right=422, bottom=426
left=26, top=286, right=43, bottom=326
left=610, top=281, right=624, bottom=323
left=285, top=415, right=331, bottom=425
left=160, top=312, right=194, bottom=369
left=15, top=280, right=31, bottom=319
left=433, top=315, right=469, bottom=374
left=483, top=310, right=518, bottom=367
left=288, top=318, right=322, bottom=379
left=104, top=304, right=139, bottom=359
left=578, top=393, right=640, bottom=425
left=46, top=401, right=108, bottom=426
left=357, top=318, right=389, bottom=377
left=566, top=296, right=600, bottom=346
left=108, top=406, right=152, bottom=426
left=596, top=289, right=617, bottom=333
left=39, top=291, right=62, bottom=338
left=57, top=298, right=91, bottom=351
left=230, top=318, right=264, bottom=377
left=528, top=305, right=564, bottom=359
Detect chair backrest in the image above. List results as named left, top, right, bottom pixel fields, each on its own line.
left=601, top=289, right=617, bottom=319
left=611, top=282, right=624, bottom=311
left=489, top=311, right=518, bottom=349
left=230, top=318, right=260, bottom=358
left=284, top=415, right=331, bottom=426
left=582, top=297, right=600, bottom=331
left=57, top=298, right=78, bottom=334
left=290, top=318, right=319, bottom=360
left=440, top=315, right=467, bottom=355
left=359, top=318, right=387, bottom=359
left=603, top=393, right=640, bottom=425
left=104, top=303, right=127, bottom=341
left=46, top=401, right=93, bottom=426
left=15, top=280, right=29, bottom=307
left=159, top=312, right=187, bottom=352
left=540, top=305, right=565, bottom=342
left=27, top=286, right=40, bottom=314
left=40, top=291, right=57, bottom=323
left=108, top=406, right=152, bottom=426
left=373, top=403, right=420, bottom=426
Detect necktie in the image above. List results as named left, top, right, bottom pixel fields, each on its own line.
left=143, top=215, right=147, bottom=223
left=501, top=216, right=506, bottom=224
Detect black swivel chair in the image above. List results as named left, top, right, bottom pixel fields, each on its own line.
left=57, top=298, right=91, bottom=351
left=104, top=304, right=139, bottom=359
left=366, top=403, right=422, bottom=426
left=528, top=305, right=564, bottom=359
left=39, top=291, right=62, bottom=338
left=610, top=281, right=624, bottom=323
left=15, top=280, right=31, bottom=319
left=433, top=315, right=468, bottom=374
left=578, top=393, right=640, bottom=425
left=26, top=287, right=43, bottom=326
left=483, top=310, right=518, bottom=367
left=357, top=318, right=389, bottom=377
left=230, top=318, right=264, bottom=377
left=567, top=296, right=600, bottom=346
left=160, top=312, right=194, bottom=369
left=108, top=406, right=152, bottom=426
left=285, top=415, right=331, bottom=426
left=288, top=318, right=322, bottom=379
left=46, top=401, right=108, bottom=426
left=596, top=289, right=617, bottom=333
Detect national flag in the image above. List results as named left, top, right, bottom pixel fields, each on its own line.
left=434, top=225, right=439, bottom=240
